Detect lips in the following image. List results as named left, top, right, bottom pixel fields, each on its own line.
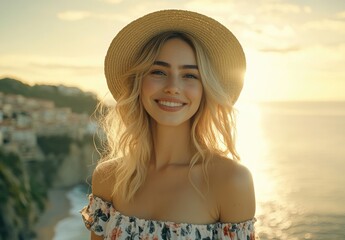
left=155, top=99, right=187, bottom=111
left=158, top=100, right=183, bottom=107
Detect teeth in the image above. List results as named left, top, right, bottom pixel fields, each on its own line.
left=158, top=101, right=183, bottom=107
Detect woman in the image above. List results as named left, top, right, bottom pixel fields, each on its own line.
left=81, top=9, right=256, bottom=240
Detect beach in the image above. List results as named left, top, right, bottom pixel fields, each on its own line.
left=53, top=185, right=90, bottom=240
left=34, top=188, right=71, bottom=240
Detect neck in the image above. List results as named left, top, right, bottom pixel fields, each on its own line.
left=151, top=120, right=194, bottom=170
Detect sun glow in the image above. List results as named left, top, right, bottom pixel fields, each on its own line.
left=235, top=102, right=277, bottom=216
left=240, top=49, right=271, bottom=102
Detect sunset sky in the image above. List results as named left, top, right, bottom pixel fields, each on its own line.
left=1, top=0, right=344, bottom=102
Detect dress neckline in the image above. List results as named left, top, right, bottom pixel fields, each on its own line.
left=89, top=194, right=256, bottom=227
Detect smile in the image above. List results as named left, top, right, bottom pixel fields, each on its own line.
left=158, top=100, right=184, bottom=107
left=155, top=99, right=187, bottom=112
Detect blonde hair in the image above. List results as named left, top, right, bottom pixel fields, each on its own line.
left=97, top=32, right=239, bottom=201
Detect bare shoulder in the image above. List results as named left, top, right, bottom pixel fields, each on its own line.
left=209, top=155, right=256, bottom=223
left=91, top=159, right=117, bottom=202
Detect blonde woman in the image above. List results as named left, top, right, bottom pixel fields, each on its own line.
left=81, top=9, right=256, bottom=240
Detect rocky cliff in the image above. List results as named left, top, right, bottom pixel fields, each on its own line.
left=53, top=142, right=97, bottom=188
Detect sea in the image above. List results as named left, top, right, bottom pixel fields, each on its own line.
left=53, top=101, right=345, bottom=240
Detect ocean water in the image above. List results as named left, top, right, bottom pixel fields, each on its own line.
left=53, top=185, right=90, bottom=240
left=54, top=101, right=345, bottom=240
left=237, top=101, right=345, bottom=240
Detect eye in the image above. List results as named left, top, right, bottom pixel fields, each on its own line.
left=184, top=73, right=199, bottom=80
left=150, top=70, right=166, bottom=76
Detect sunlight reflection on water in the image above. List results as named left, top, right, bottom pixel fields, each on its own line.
left=236, top=102, right=279, bottom=204
left=236, top=102, right=285, bottom=238
left=235, top=101, right=345, bottom=240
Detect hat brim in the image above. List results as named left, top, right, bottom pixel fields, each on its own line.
left=105, top=9, right=246, bottom=103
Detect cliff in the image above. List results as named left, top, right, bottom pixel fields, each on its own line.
left=53, top=142, right=97, bottom=188
left=0, top=77, right=101, bottom=239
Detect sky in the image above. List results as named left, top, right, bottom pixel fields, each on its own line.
left=1, top=0, right=345, bottom=102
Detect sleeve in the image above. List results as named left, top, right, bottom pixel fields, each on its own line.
left=80, top=194, right=112, bottom=236
left=219, top=218, right=257, bottom=240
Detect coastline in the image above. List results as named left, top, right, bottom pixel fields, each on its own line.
left=34, top=188, right=71, bottom=240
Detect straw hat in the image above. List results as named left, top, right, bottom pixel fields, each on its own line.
left=105, top=9, right=246, bottom=103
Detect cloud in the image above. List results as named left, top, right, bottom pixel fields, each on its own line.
left=0, top=54, right=107, bottom=97
left=29, top=63, right=102, bottom=74
left=185, top=0, right=234, bottom=13
left=303, top=19, right=345, bottom=33
left=283, top=44, right=345, bottom=74
left=259, top=46, right=300, bottom=53
left=336, top=11, right=345, bottom=19
left=258, top=2, right=311, bottom=14
left=259, top=24, right=295, bottom=38
left=57, top=11, right=91, bottom=21
left=239, top=22, right=298, bottom=52
left=98, top=0, right=123, bottom=4
left=57, top=10, right=129, bottom=22
left=0, top=54, right=103, bottom=77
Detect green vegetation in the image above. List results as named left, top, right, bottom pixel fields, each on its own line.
left=0, top=148, right=65, bottom=239
left=0, top=77, right=98, bottom=114
left=37, top=135, right=73, bottom=156
left=0, top=150, right=38, bottom=239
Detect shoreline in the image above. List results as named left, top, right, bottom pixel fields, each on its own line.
left=34, top=188, right=71, bottom=240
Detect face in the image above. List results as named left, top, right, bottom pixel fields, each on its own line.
left=141, top=38, right=203, bottom=127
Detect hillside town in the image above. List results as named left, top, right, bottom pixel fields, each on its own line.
left=0, top=92, right=97, bottom=161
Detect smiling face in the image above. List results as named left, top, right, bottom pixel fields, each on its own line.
left=141, top=37, right=203, bottom=127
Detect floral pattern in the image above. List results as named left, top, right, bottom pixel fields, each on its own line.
left=80, top=194, right=256, bottom=240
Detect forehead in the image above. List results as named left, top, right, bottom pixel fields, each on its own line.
left=155, top=38, right=197, bottom=64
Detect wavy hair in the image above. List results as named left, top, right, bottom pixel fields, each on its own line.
left=97, top=32, right=240, bottom=201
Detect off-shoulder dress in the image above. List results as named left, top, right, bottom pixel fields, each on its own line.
left=81, top=194, right=256, bottom=240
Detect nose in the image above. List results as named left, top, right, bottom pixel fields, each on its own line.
left=163, top=75, right=180, bottom=95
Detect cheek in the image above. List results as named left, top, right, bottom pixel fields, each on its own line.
left=141, top=78, right=160, bottom=97
left=141, top=79, right=150, bottom=95
left=186, top=83, right=203, bottom=103
left=141, top=78, right=161, bottom=111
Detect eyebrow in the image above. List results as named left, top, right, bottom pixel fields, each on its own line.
left=153, top=61, right=198, bottom=70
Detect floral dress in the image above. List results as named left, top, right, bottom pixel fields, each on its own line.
left=80, top=194, right=256, bottom=240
